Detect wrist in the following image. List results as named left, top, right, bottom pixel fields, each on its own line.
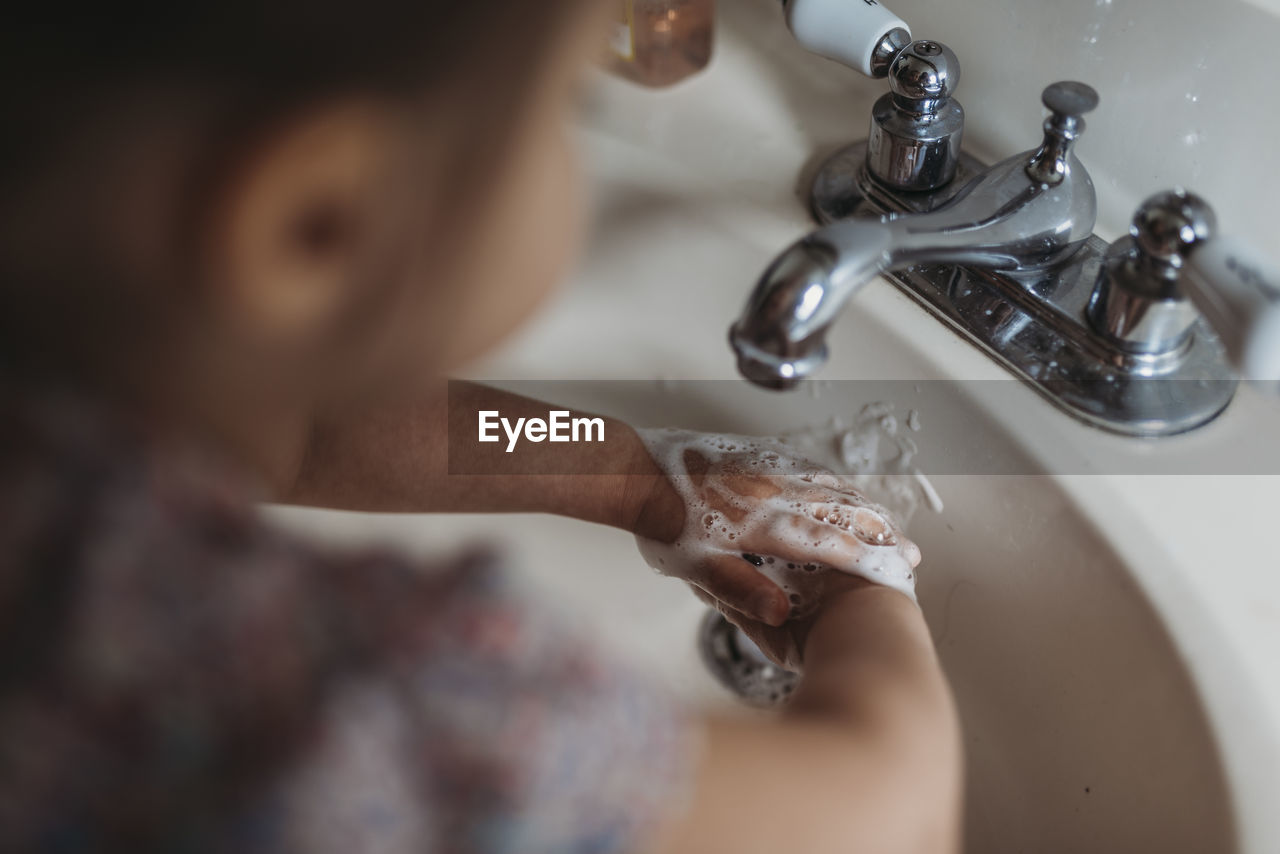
left=615, top=424, right=685, bottom=542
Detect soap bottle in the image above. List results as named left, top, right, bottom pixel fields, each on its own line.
left=609, top=0, right=715, bottom=88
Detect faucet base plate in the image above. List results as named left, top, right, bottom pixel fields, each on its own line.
left=809, top=141, right=1237, bottom=437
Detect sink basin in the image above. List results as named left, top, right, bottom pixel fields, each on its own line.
left=270, top=395, right=1233, bottom=854
left=266, top=131, right=1235, bottom=853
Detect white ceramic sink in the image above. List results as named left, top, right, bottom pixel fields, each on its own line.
left=267, top=141, right=1236, bottom=854
left=275, top=439, right=1234, bottom=854
left=270, top=399, right=1233, bottom=854
left=270, top=1, right=1280, bottom=850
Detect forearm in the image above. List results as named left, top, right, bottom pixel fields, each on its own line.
left=658, top=591, right=962, bottom=854
left=786, top=587, right=962, bottom=851
left=286, top=381, right=681, bottom=538
left=790, top=587, right=956, bottom=735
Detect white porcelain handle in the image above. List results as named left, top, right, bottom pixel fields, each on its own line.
left=1183, top=236, right=1280, bottom=383
left=782, top=0, right=910, bottom=77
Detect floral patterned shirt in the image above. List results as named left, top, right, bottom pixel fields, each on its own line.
left=0, top=384, right=691, bottom=853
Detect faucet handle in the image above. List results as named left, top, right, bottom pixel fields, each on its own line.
left=866, top=39, right=965, bottom=192
left=782, top=0, right=965, bottom=193
left=1041, top=81, right=1101, bottom=122
left=781, top=0, right=911, bottom=78
left=1027, top=81, right=1099, bottom=186
left=1091, top=189, right=1280, bottom=383
left=1128, top=190, right=1280, bottom=382
left=887, top=40, right=960, bottom=111
left=1167, top=208, right=1280, bottom=384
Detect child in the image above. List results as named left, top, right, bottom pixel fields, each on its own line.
left=0, top=2, right=962, bottom=852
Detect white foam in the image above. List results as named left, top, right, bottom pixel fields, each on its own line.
left=634, top=427, right=922, bottom=616
left=781, top=401, right=943, bottom=526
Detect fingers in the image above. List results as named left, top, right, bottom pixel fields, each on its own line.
left=692, top=553, right=790, bottom=627
left=800, top=470, right=872, bottom=500
left=699, top=471, right=903, bottom=547
left=667, top=452, right=919, bottom=629
left=734, top=520, right=868, bottom=575
left=804, top=501, right=900, bottom=547
left=724, top=609, right=803, bottom=671
left=715, top=472, right=784, bottom=502
left=734, top=504, right=919, bottom=577
left=687, top=582, right=718, bottom=609
left=699, top=596, right=801, bottom=670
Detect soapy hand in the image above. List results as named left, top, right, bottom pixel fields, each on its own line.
left=632, top=428, right=921, bottom=628
left=691, top=572, right=879, bottom=670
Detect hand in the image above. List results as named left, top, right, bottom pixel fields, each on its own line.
left=691, top=571, right=879, bottom=670
left=627, top=429, right=921, bottom=630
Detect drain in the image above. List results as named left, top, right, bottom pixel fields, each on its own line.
left=698, top=609, right=801, bottom=707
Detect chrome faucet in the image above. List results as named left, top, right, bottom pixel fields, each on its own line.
left=732, top=8, right=1280, bottom=435
left=731, top=81, right=1100, bottom=390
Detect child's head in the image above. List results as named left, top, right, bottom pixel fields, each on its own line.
left=1, top=2, right=600, bottom=416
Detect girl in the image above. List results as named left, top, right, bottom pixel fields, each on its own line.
left=0, top=2, right=962, bottom=852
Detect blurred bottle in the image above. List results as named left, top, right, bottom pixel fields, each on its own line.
left=608, top=0, right=715, bottom=88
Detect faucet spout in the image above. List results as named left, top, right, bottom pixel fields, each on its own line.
left=731, top=83, right=1100, bottom=390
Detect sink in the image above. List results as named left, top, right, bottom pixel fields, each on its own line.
left=263, top=1, right=1280, bottom=849
left=266, top=147, right=1236, bottom=853
left=270, top=390, right=1233, bottom=854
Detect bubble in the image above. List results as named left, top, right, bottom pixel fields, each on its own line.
left=850, top=507, right=897, bottom=547
left=632, top=427, right=922, bottom=604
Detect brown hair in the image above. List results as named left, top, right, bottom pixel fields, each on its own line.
left=0, top=0, right=591, bottom=381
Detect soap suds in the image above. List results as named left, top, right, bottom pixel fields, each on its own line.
left=635, top=426, right=922, bottom=615
left=636, top=403, right=943, bottom=618
left=780, top=402, right=943, bottom=526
